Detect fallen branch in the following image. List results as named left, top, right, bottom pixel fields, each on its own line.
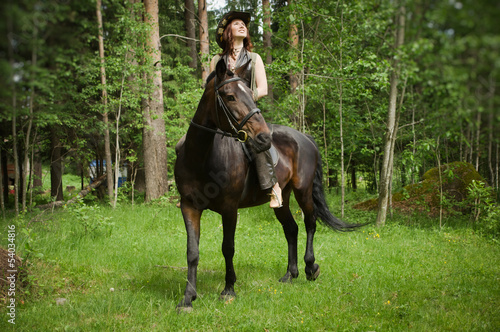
left=36, top=174, right=107, bottom=210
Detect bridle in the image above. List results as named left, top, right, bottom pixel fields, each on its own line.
left=190, top=76, right=261, bottom=143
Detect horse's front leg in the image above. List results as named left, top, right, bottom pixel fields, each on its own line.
left=220, top=210, right=238, bottom=299
left=177, top=202, right=202, bottom=311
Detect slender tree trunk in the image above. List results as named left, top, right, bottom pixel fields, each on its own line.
left=263, top=0, right=273, bottom=101
left=96, top=0, right=114, bottom=202
left=184, top=0, right=197, bottom=71
left=143, top=0, right=169, bottom=201
left=338, top=5, right=345, bottom=217
left=7, top=16, right=19, bottom=216
left=322, top=100, right=329, bottom=187
left=433, top=136, right=444, bottom=228
left=50, top=127, right=64, bottom=201
left=198, top=0, right=209, bottom=82
left=495, top=142, right=499, bottom=192
left=475, top=110, right=481, bottom=171
left=289, top=0, right=299, bottom=95
left=376, top=4, right=405, bottom=227
left=22, top=16, right=37, bottom=212
left=0, top=143, right=4, bottom=217
left=487, top=76, right=495, bottom=186
left=1, top=146, right=7, bottom=208
left=33, top=150, right=42, bottom=191
left=113, top=65, right=127, bottom=208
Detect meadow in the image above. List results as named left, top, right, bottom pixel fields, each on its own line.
left=1, top=192, right=499, bottom=331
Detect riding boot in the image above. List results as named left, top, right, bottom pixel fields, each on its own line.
left=270, top=182, right=283, bottom=208
left=254, top=150, right=277, bottom=190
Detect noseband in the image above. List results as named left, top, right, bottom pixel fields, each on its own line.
left=190, top=76, right=261, bottom=143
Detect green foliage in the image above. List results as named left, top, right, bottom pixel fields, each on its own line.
left=466, top=180, right=500, bottom=239
left=65, top=198, right=115, bottom=236
left=1, top=196, right=499, bottom=330
left=1, top=0, right=499, bottom=222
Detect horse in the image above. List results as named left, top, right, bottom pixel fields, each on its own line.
left=174, top=59, right=363, bottom=311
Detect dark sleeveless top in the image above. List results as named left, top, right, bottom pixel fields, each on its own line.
left=218, top=49, right=257, bottom=94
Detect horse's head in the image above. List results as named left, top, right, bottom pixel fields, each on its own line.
left=210, top=58, right=271, bottom=153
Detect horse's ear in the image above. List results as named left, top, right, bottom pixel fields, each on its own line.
left=235, top=59, right=252, bottom=77
left=215, top=58, right=227, bottom=83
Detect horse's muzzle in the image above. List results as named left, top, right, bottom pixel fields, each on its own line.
left=248, top=132, right=272, bottom=153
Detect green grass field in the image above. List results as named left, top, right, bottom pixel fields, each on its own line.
left=1, top=193, right=499, bottom=331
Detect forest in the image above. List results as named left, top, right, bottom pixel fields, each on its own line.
left=0, top=0, right=499, bottom=228
left=1, top=1, right=499, bottom=329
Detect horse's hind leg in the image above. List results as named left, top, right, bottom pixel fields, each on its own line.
left=221, top=210, right=238, bottom=299
left=303, top=209, right=320, bottom=280
left=274, top=193, right=299, bottom=282
left=297, top=194, right=321, bottom=281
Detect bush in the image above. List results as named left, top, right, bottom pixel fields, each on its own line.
left=467, top=180, right=500, bottom=240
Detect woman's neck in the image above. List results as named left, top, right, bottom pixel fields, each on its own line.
left=232, top=39, right=244, bottom=52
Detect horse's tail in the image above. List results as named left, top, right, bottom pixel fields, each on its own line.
left=307, top=135, right=367, bottom=232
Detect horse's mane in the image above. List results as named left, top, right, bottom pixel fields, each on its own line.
left=206, top=69, right=235, bottom=87
left=206, top=71, right=216, bottom=86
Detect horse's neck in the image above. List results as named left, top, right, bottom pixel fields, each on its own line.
left=184, top=93, right=217, bottom=164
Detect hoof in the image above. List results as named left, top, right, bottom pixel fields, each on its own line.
left=220, top=294, right=236, bottom=304
left=306, top=264, right=320, bottom=281
left=279, top=273, right=293, bottom=283
left=176, top=305, right=193, bottom=314
left=220, top=288, right=236, bottom=303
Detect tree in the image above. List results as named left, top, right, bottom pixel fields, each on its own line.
left=263, top=0, right=273, bottom=101
left=376, top=4, right=406, bottom=227
left=198, top=0, right=209, bottom=82
left=96, top=0, right=114, bottom=203
left=184, top=0, right=197, bottom=72
left=143, top=0, right=169, bottom=201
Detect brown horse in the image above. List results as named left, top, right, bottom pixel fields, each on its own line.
left=175, top=59, right=362, bottom=311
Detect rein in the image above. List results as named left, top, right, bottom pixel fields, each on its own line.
left=190, top=76, right=261, bottom=143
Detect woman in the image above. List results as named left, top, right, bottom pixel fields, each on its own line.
left=211, top=11, right=282, bottom=208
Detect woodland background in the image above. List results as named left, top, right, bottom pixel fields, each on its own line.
left=0, top=0, right=499, bottom=226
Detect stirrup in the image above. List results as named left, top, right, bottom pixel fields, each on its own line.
left=270, top=185, right=282, bottom=208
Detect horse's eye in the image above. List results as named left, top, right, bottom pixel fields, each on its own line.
left=227, top=95, right=236, bottom=102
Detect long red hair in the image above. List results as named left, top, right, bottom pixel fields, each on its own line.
left=219, top=20, right=253, bottom=57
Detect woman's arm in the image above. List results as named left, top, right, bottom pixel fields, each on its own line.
left=209, top=55, right=218, bottom=73
left=254, top=54, right=268, bottom=101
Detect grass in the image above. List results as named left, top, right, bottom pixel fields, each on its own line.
left=1, top=192, right=499, bottom=331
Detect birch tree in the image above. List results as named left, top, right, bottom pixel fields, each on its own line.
left=96, top=0, right=114, bottom=202
left=198, top=0, right=209, bottom=82
left=376, top=4, right=405, bottom=227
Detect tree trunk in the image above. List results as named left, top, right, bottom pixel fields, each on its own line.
left=289, top=0, right=299, bottom=94
left=184, top=0, right=197, bottom=72
left=96, top=0, right=114, bottom=203
left=33, top=152, right=43, bottom=191
left=338, top=5, right=345, bottom=217
left=198, top=0, right=209, bottom=82
left=50, top=127, right=64, bottom=201
left=322, top=100, right=329, bottom=188
left=0, top=143, right=4, bottom=217
left=376, top=4, right=405, bottom=227
left=475, top=110, right=481, bottom=172
left=143, top=0, right=169, bottom=201
left=8, top=15, right=19, bottom=216
left=22, top=16, right=37, bottom=212
left=263, top=0, right=273, bottom=101
left=487, top=76, right=495, bottom=186
left=1, top=145, right=7, bottom=208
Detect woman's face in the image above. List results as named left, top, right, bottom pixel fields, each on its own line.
left=230, top=19, right=248, bottom=39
